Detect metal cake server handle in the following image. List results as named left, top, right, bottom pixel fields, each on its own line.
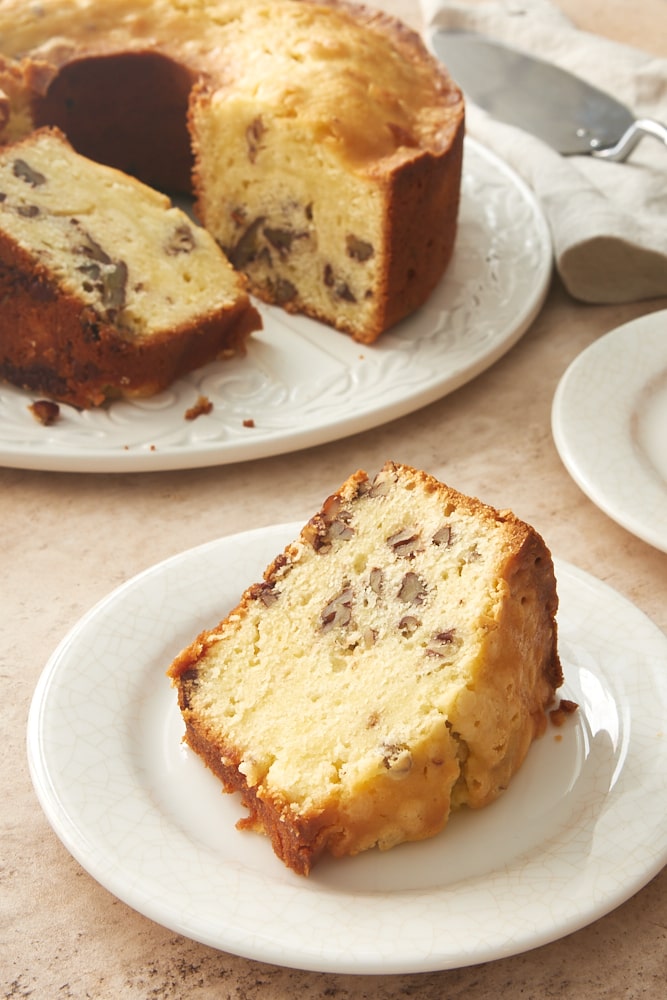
left=591, top=118, right=667, bottom=161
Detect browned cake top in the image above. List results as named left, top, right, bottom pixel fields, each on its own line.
left=0, top=0, right=463, bottom=170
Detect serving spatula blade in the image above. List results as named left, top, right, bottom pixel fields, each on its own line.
left=431, top=30, right=667, bottom=160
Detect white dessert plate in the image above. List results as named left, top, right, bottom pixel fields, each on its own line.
left=1, top=139, right=552, bottom=473
left=552, top=310, right=667, bottom=553
left=28, top=522, right=667, bottom=975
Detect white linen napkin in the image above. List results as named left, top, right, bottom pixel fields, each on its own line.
left=419, top=0, right=667, bottom=303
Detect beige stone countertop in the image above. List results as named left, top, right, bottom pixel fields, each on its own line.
left=2, top=1, right=666, bottom=997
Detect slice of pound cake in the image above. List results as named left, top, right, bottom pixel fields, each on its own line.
left=0, top=127, right=261, bottom=408
left=168, top=462, right=562, bottom=875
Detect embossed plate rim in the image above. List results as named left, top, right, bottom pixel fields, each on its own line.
left=0, top=139, right=552, bottom=472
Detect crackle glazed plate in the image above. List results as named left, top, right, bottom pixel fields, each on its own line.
left=1, top=139, right=552, bottom=473
left=28, top=522, right=667, bottom=974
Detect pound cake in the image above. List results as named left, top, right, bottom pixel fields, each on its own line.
left=0, top=127, right=260, bottom=407
left=168, top=462, right=562, bottom=875
left=0, top=0, right=465, bottom=344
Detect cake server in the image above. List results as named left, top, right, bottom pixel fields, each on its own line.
left=430, top=30, right=667, bottom=161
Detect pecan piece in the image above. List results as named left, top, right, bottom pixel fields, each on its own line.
left=256, top=583, right=280, bottom=607
left=320, top=585, right=354, bottom=632
left=397, top=572, right=427, bottom=605
left=228, top=216, right=266, bottom=269
left=246, top=116, right=266, bottom=163
left=272, top=277, right=298, bottom=304
left=321, top=492, right=344, bottom=520
left=362, top=627, right=377, bottom=648
left=13, top=158, right=46, bottom=187
left=263, top=226, right=307, bottom=259
left=387, top=527, right=423, bottom=558
left=398, top=615, right=421, bottom=638
left=326, top=518, right=354, bottom=542
left=166, top=223, right=196, bottom=255
left=100, top=260, right=128, bottom=312
left=71, top=223, right=112, bottom=264
left=432, top=525, right=453, bottom=546
left=75, top=250, right=127, bottom=314
left=303, top=494, right=354, bottom=550
left=77, top=262, right=102, bottom=287
left=369, top=567, right=383, bottom=595
left=336, top=280, right=356, bottom=303
left=381, top=742, right=413, bottom=775
left=346, top=234, right=374, bottom=262
left=425, top=630, right=456, bottom=656
left=368, top=476, right=391, bottom=498
left=323, top=263, right=356, bottom=303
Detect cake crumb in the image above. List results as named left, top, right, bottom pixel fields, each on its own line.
left=185, top=395, right=213, bottom=420
left=549, top=698, right=578, bottom=727
left=242, top=418, right=255, bottom=428
left=29, top=400, right=60, bottom=425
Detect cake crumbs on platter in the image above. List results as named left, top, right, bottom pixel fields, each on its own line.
left=242, top=418, right=255, bottom=428
left=28, top=400, right=60, bottom=425
left=185, top=395, right=213, bottom=420
left=549, top=698, right=578, bottom=727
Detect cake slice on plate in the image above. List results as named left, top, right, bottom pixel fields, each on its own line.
left=168, top=461, right=562, bottom=875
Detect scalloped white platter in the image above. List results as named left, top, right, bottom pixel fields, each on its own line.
left=1, top=139, right=551, bottom=473
left=552, top=310, right=667, bottom=553
left=28, top=522, right=667, bottom=975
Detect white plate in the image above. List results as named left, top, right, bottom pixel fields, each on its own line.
left=28, top=522, right=667, bottom=974
left=552, top=310, right=667, bottom=553
left=1, top=139, right=551, bottom=473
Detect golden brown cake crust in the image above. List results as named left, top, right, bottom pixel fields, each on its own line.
left=0, top=233, right=258, bottom=407
left=169, top=462, right=562, bottom=875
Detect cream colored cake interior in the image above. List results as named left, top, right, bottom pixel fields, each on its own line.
left=192, top=1, right=452, bottom=335
left=0, top=130, right=243, bottom=336
left=189, top=474, right=527, bottom=817
left=196, top=97, right=384, bottom=337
